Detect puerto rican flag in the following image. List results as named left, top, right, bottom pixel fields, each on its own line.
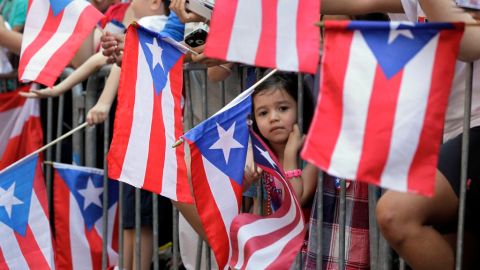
left=183, top=90, right=252, bottom=269
left=302, top=21, right=464, bottom=196
left=108, top=24, right=192, bottom=203
left=0, top=154, right=55, bottom=269
left=204, top=0, right=320, bottom=74
left=53, top=163, right=119, bottom=269
left=19, top=0, right=103, bottom=87
left=229, top=129, right=306, bottom=269
left=0, top=85, right=43, bottom=169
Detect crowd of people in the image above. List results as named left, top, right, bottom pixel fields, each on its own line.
left=1, top=0, right=480, bottom=269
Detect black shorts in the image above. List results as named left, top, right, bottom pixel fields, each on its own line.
left=122, top=183, right=173, bottom=244
left=437, top=127, right=480, bottom=230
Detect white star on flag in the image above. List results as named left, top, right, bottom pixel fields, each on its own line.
left=209, top=122, right=244, bottom=163
left=77, top=177, right=103, bottom=210
left=146, top=38, right=164, bottom=70
left=0, top=182, right=23, bottom=218
left=255, top=145, right=277, bottom=168
left=388, top=22, right=415, bottom=44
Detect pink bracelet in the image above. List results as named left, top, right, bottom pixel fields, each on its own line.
left=285, top=169, right=302, bottom=179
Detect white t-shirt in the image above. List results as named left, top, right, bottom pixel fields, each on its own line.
left=395, top=0, right=480, bottom=141
left=137, top=15, right=168, bottom=33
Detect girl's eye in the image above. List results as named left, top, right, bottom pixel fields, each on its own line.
left=257, top=111, right=267, bottom=117
left=279, top=106, right=289, bottom=112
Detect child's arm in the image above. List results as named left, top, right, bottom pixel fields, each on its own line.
left=20, top=52, right=108, bottom=98
left=321, top=0, right=403, bottom=15
left=284, top=124, right=318, bottom=206
left=86, top=64, right=121, bottom=125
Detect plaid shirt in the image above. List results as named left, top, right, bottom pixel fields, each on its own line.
left=304, top=175, right=370, bottom=270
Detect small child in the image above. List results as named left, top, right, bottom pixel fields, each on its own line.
left=244, top=71, right=317, bottom=214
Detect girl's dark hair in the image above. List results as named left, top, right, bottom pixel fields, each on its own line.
left=251, top=70, right=315, bottom=136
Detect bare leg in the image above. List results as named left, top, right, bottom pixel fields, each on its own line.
left=376, top=171, right=458, bottom=270
left=123, top=229, right=134, bottom=270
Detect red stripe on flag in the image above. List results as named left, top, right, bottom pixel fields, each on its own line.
left=0, top=117, right=43, bottom=169
left=229, top=186, right=292, bottom=267
left=108, top=26, right=139, bottom=180
left=170, top=58, right=193, bottom=203
left=19, top=6, right=64, bottom=79
left=34, top=6, right=103, bottom=86
left=239, top=194, right=301, bottom=269
left=143, top=88, right=165, bottom=193
left=356, top=66, right=403, bottom=184
left=254, top=0, right=277, bottom=68
left=85, top=226, right=103, bottom=270
left=407, top=29, right=463, bottom=196
left=15, top=226, right=51, bottom=269
left=265, top=226, right=305, bottom=270
left=54, top=172, right=74, bottom=269
left=296, top=0, right=320, bottom=73
left=204, top=0, right=238, bottom=60
left=301, top=22, right=353, bottom=170
left=0, top=247, right=8, bottom=269
left=0, top=86, right=30, bottom=112
left=190, top=146, right=230, bottom=269
left=111, top=207, right=120, bottom=253
left=34, top=160, right=49, bottom=216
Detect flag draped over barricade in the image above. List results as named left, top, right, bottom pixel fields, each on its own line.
left=204, top=0, right=320, bottom=74
left=108, top=24, right=192, bottom=203
left=0, top=88, right=54, bottom=269
left=19, top=0, right=103, bottom=87
left=302, top=21, right=465, bottom=196
left=229, top=129, right=306, bottom=270
left=53, top=163, right=119, bottom=270
left=183, top=90, right=251, bottom=270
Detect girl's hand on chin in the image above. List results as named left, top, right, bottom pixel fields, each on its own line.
left=285, top=124, right=305, bottom=156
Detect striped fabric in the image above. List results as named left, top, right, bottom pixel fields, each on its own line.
left=302, top=21, right=464, bottom=196
left=107, top=25, right=192, bottom=203
left=53, top=163, right=119, bottom=270
left=19, top=0, right=103, bottom=87
left=204, top=0, right=320, bottom=74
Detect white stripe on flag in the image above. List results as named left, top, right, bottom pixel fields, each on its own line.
left=276, top=0, right=298, bottom=71
left=227, top=1, right=262, bottom=64
left=119, top=44, right=154, bottom=187
left=202, top=156, right=240, bottom=261
left=329, top=31, right=377, bottom=179
left=70, top=193, right=93, bottom=270
left=21, top=1, right=90, bottom=81
left=381, top=35, right=439, bottom=191
left=161, top=75, right=178, bottom=200
left=0, top=100, right=39, bottom=158
left=245, top=209, right=304, bottom=269
left=0, top=223, right=29, bottom=269
left=233, top=193, right=297, bottom=269
left=20, top=0, right=50, bottom=57
left=29, top=192, right=54, bottom=269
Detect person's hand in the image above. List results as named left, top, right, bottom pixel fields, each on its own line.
left=284, top=124, right=304, bottom=158
left=101, top=31, right=124, bottom=66
left=19, top=87, right=61, bottom=98
left=86, top=101, right=112, bottom=126
left=190, top=45, right=228, bottom=67
left=170, top=0, right=205, bottom=23
left=243, top=164, right=263, bottom=192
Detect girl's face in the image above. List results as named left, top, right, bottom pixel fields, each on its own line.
left=131, top=0, right=151, bottom=19
left=253, top=88, right=297, bottom=145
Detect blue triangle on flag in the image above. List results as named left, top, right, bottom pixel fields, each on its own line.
left=50, top=0, right=73, bottom=16
left=0, top=155, right=38, bottom=236
left=56, top=166, right=119, bottom=230
left=137, top=26, right=183, bottom=96
left=349, top=21, right=439, bottom=79
left=185, top=96, right=251, bottom=185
